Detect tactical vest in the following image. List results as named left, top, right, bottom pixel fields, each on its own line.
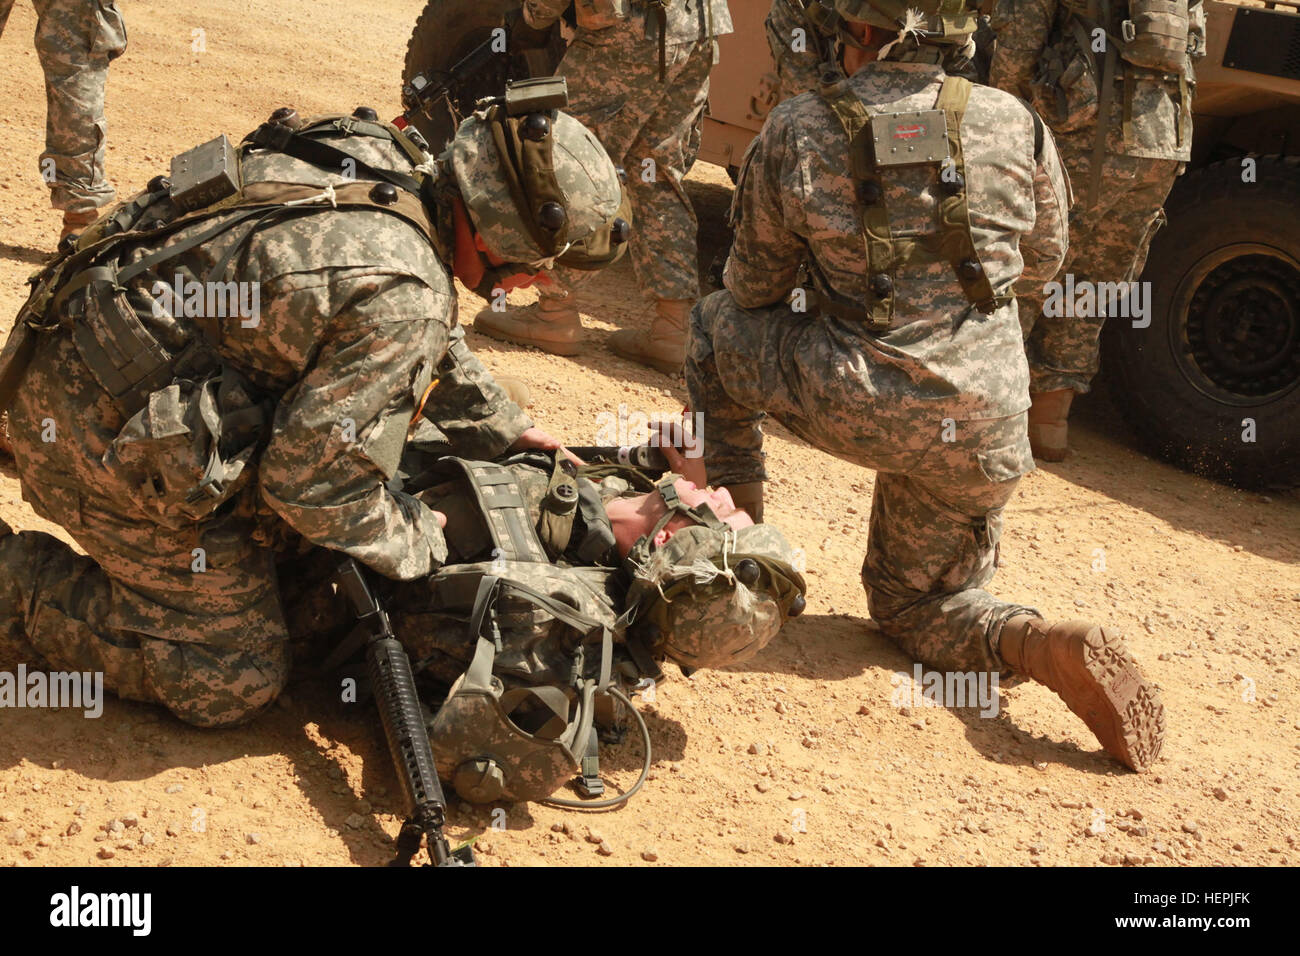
left=391, top=454, right=658, bottom=808
left=812, top=74, right=1016, bottom=332
left=0, top=113, right=449, bottom=516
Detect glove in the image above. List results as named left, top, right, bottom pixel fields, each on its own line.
left=503, top=7, right=554, bottom=53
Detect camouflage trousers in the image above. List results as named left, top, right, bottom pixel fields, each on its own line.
left=0, top=334, right=289, bottom=728
left=686, top=291, right=1039, bottom=674
left=1019, top=141, right=1183, bottom=394
left=0, top=520, right=290, bottom=728
left=0, top=0, right=126, bottom=215
left=545, top=26, right=713, bottom=303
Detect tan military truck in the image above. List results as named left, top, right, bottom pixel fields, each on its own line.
left=404, top=0, right=1300, bottom=488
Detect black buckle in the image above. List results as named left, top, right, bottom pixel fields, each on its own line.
left=578, top=757, right=605, bottom=798
left=251, top=122, right=294, bottom=152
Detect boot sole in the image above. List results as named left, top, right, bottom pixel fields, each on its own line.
left=1069, top=626, right=1165, bottom=772
left=474, top=320, right=583, bottom=357
left=607, top=343, right=682, bottom=376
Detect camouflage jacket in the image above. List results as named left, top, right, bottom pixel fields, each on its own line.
left=523, top=0, right=733, bottom=44
left=725, top=60, right=1071, bottom=421
left=989, top=0, right=1206, bottom=161
left=107, top=131, right=530, bottom=581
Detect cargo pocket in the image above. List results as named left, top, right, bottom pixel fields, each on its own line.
left=101, top=369, right=266, bottom=530
left=977, top=433, right=1035, bottom=484
left=91, top=0, right=128, bottom=61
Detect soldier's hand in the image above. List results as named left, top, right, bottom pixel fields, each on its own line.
left=510, top=426, right=585, bottom=467
left=654, top=420, right=708, bottom=488
left=503, top=7, right=554, bottom=53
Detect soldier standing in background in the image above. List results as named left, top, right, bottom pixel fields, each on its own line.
left=686, top=0, right=1166, bottom=772
left=765, top=0, right=993, bottom=102
left=766, top=0, right=839, bottom=99
left=476, top=0, right=733, bottom=374
left=988, top=0, right=1205, bottom=459
left=0, top=0, right=127, bottom=242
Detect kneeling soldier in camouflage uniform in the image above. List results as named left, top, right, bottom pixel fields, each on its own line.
left=0, top=88, right=630, bottom=728
left=686, top=0, right=1165, bottom=771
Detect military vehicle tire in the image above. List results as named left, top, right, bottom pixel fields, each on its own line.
left=1101, top=155, right=1300, bottom=489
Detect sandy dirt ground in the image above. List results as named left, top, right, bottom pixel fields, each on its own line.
left=0, top=0, right=1297, bottom=868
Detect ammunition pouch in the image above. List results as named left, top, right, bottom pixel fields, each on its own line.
left=1118, top=0, right=1196, bottom=74
left=102, top=368, right=268, bottom=528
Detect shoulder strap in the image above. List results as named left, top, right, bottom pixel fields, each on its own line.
left=438, top=458, right=551, bottom=564
left=817, top=78, right=896, bottom=331
left=934, top=75, right=1009, bottom=315
left=243, top=122, right=426, bottom=196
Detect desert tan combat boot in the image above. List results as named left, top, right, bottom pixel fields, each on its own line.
left=474, top=294, right=584, bottom=356
left=607, top=298, right=692, bottom=375
left=494, top=375, right=531, bottom=409
left=1026, top=388, right=1074, bottom=461
left=722, top=481, right=764, bottom=523
left=59, top=208, right=99, bottom=244
left=998, top=616, right=1165, bottom=772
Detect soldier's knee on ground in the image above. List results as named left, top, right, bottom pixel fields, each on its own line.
left=140, top=637, right=290, bottom=729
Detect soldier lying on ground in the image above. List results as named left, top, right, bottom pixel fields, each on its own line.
left=0, top=90, right=632, bottom=729
left=277, top=441, right=807, bottom=806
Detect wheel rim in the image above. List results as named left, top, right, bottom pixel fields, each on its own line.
left=1169, top=243, right=1300, bottom=406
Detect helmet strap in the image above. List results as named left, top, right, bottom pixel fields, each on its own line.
left=485, top=103, right=568, bottom=258
left=653, top=474, right=727, bottom=532
left=450, top=194, right=487, bottom=289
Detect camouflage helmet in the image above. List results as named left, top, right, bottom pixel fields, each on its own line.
left=449, top=80, right=631, bottom=271
left=825, top=0, right=981, bottom=42
left=624, top=478, right=807, bottom=673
